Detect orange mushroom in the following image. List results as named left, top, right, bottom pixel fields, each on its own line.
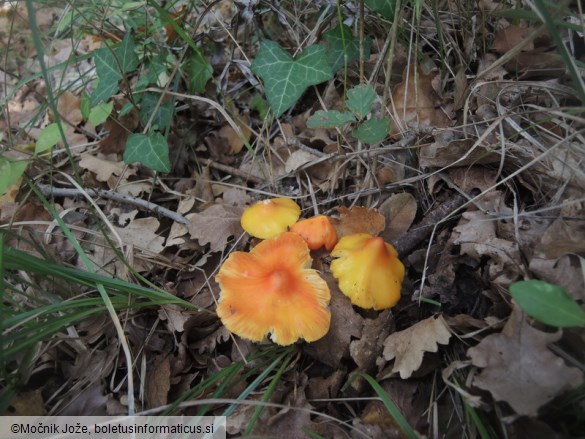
left=330, top=233, right=405, bottom=310
left=216, top=232, right=331, bottom=345
left=290, top=215, right=338, bottom=251
left=240, top=198, right=301, bottom=239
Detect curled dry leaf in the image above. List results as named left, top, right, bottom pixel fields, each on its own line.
left=350, top=310, right=393, bottom=371
left=453, top=196, right=521, bottom=286
left=56, top=91, right=83, bottom=126
left=379, top=193, right=417, bottom=242
left=284, top=149, right=320, bottom=173
left=146, top=355, right=171, bottom=409
left=467, top=305, right=583, bottom=416
left=100, top=98, right=140, bottom=154
left=382, top=315, right=451, bottom=379
left=330, top=205, right=385, bottom=239
left=218, top=111, right=252, bottom=155
left=492, top=24, right=534, bottom=54
left=390, top=64, right=450, bottom=132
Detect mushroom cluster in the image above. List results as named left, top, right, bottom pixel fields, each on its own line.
left=215, top=198, right=405, bottom=346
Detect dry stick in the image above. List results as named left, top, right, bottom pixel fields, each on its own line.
left=290, top=130, right=417, bottom=176
left=36, top=183, right=190, bottom=226
left=393, top=192, right=468, bottom=259
left=198, top=157, right=264, bottom=184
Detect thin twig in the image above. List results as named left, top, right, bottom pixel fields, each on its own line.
left=288, top=131, right=417, bottom=176
left=36, top=183, right=190, bottom=225
left=393, top=192, right=467, bottom=258
left=198, top=158, right=264, bottom=184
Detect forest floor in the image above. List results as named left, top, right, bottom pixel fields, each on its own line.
left=1, top=0, right=585, bottom=437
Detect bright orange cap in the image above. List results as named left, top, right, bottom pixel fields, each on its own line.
left=216, top=232, right=331, bottom=345
left=290, top=216, right=338, bottom=251
left=330, top=234, right=405, bottom=310
left=240, top=198, right=301, bottom=239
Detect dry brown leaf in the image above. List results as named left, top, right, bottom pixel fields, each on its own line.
left=284, top=149, right=320, bottom=173
left=146, top=356, right=171, bottom=408
left=253, top=381, right=314, bottom=439
left=187, top=203, right=244, bottom=253
left=492, top=25, right=533, bottom=54
left=331, top=206, right=386, bottom=239
left=60, top=385, right=108, bottom=416
left=218, top=112, right=251, bottom=155
left=419, top=135, right=500, bottom=169
left=57, top=91, right=83, bottom=126
left=8, top=389, right=46, bottom=416
left=304, top=277, right=363, bottom=368
left=529, top=255, right=585, bottom=302
left=467, top=305, right=583, bottom=416
left=114, top=216, right=165, bottom=254
left=221, top=187, right=251, bottom=206
left=379, top=193, right=417, bottom=242
left=382, top=315, right=451, bottom=379
left=100, top=99, right=140, bottom=154
left=306, top=370, right=346, bottom=402
left=448, top=167, right=498, bottom=193
left=360, top=380, right=428, bottom=436
left=79, top=153, right=135, bottom=182
left=159, top=304, right=192, bottom=333
left=453, top=194, right=520, bottom=286
left=65, top=348, right=116, bottom=382
left=191, top=326, right=230, bottom=354
left=390, top=64, right=450, bottom=132
left=350, top=310, right=393, bottom=371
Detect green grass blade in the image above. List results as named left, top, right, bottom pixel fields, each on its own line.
left=244, top=349, right=295, bottom=434
left=222, top=348, right=293, bottom=417
left=360, top=372, right=418, bottom=439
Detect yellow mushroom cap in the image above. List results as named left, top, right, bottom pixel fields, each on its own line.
left=240, top=198, right=301, bottom=239
left=330, top=233, right=405, bottom=310
left=290, top=216, right=338, bottom=251
left=216, top=232, right=331, bottom=345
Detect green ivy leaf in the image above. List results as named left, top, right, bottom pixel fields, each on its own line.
left=510, top=280, right=585, bottom=327
left=251, top=40, right=333, bottom=117
left=90, top=78, right=119, bottom=107
left=88, top=101, right=113, bottom=126
left=0, top=157, right=28, bottom=197
left=81, top=92, right=90, bottom=120
left=139, top=92, right=174, bottom=129
left=91, top=33, right=138, bottom=105
left=346, top=84, right=377, bottom=119
left=124, top=132, right=170, bottom=173
left=185, top=51, right=213, bottom=94
left=307, top=110, right=355, bottom=128
left=364, top=0, right=398, bottom=21
left=324, top=24, right=372, bottom=73
left=352, top=117, right=390, bottom=144
left=118, top=32, right=139, bottom=73
left=36, top=123, right=64, bottom=154
left=94, top=46, right=122, bottom=84
left=250, top=93, right=269, bottom=120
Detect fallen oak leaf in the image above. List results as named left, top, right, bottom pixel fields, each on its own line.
left=187, top=203, right=244, bottom=253
left=331, top=205, right=385, bottom=238
left=467, top=305, right=583, bottom=416
left=114, top=216, right=165, bottom=254
left=382, top=315, right=451, bottom=379
left=79, top=153, right=136, bottom=182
